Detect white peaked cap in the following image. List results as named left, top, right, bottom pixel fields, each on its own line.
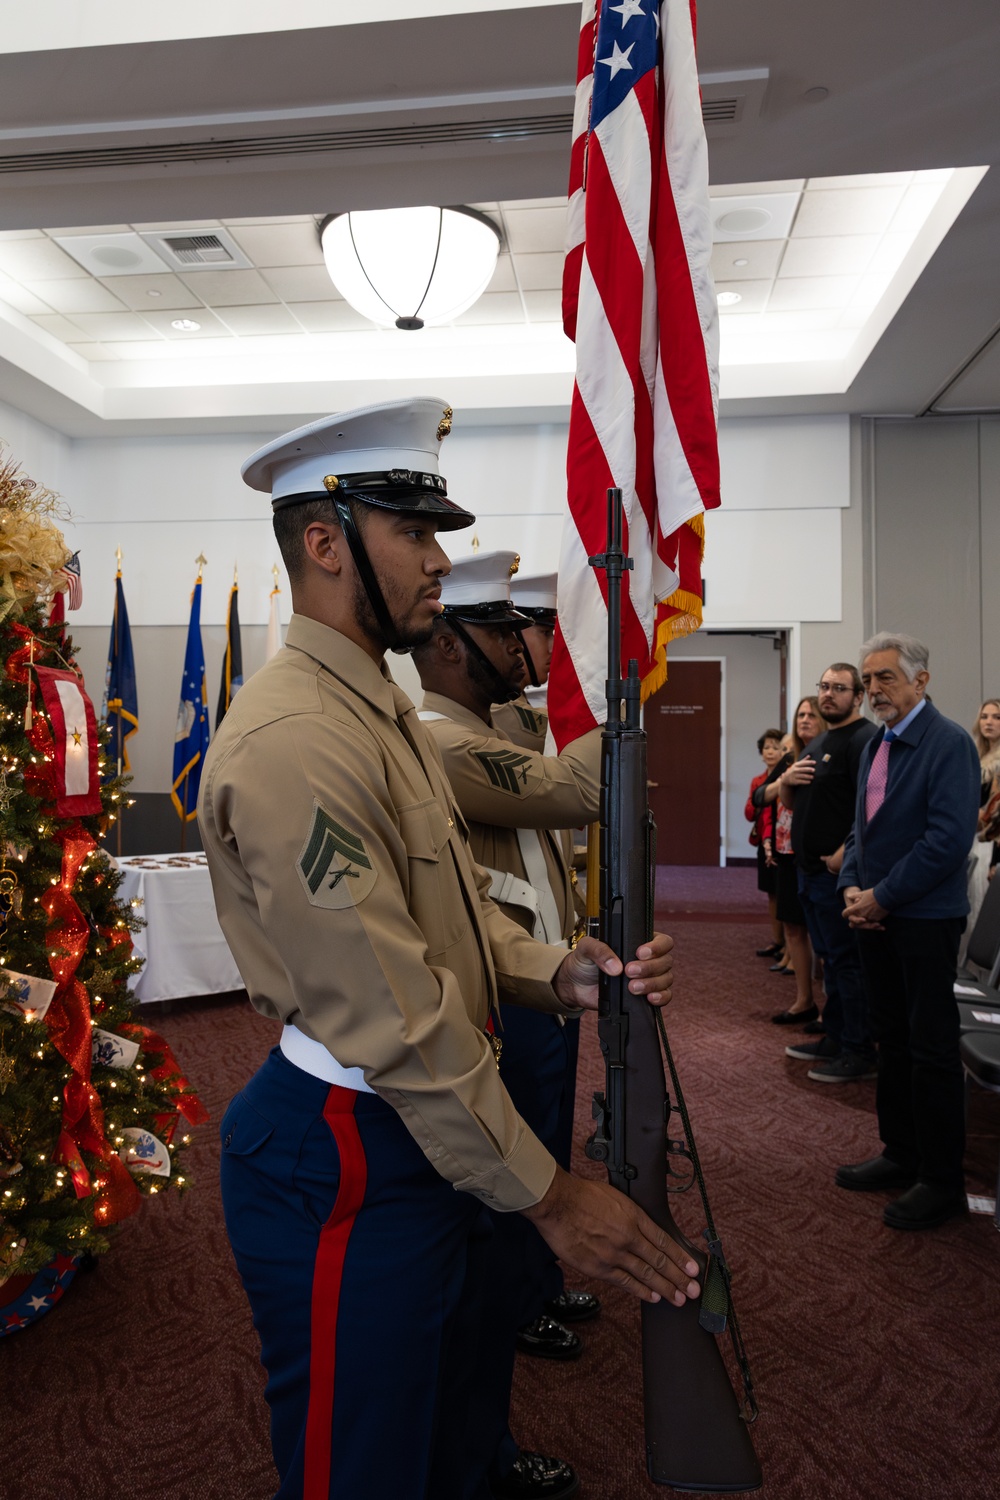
left=509, top=572, right=558, bottom=611
left=439, top=550, right=521, bottom=608
left=241, top=397, right=455, bottom=502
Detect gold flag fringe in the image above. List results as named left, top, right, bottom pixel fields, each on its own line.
left=640, top=513, right=707, bottom=703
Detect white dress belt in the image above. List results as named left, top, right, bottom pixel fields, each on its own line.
left=279, top=1024, right=375, bottom=1094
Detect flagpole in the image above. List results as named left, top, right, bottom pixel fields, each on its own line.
left=115, top=547, right=123, bottom=859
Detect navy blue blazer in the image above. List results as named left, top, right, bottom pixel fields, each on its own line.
left=839, top=700, right=980, bottom=919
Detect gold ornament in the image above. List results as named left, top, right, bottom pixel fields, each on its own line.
left=0, top=1039, right=14, bottom=1094
left=0, top=767, right=13, bottom=814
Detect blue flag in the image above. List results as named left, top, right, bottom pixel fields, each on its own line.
left=102, top=571, right=139, bottom=772
left=171, top=575, right=210, bottom=821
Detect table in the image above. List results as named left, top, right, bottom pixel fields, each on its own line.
left=115, top=853, right=244, bottom=1004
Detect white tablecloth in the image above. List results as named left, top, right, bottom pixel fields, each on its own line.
left=116, top=853, right=244, bottom=1003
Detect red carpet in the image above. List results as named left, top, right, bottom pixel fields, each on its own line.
left=2, top=868, right=998, bottom=1500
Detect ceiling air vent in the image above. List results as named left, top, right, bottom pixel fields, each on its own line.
left=140, top=226, right=252, bottom=271
left=698, top=68, right=769, bottom=139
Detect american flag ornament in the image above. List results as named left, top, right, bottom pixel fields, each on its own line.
left=59, top=552, right=82, bottom=610
left=549, top=0, right=721, bottom=749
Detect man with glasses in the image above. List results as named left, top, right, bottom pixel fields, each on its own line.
left=778, top=663, right=879, bottom=1082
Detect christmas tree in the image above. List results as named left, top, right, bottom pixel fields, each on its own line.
left=0, top=449, right=206, bottom=1331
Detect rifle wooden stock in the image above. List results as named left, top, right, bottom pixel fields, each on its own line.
left=586, top=489, right=761, bottom=1493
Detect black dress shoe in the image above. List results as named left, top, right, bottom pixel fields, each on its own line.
left=801, top=1018, right=826, bottom=1035
left=835, top=1154, right=918, bottom=1192
left=771, top=1004, right=820, bottom=1025
left=768, top=959, right=789, bottom=972
left=883, top=1182, right=969, bottom=1231
left=490, top=1452, right=580, bottom=1499
left=515, top=1314, right=582, bottom=1361
left=544, top=1289, right=601, bottom=1323
left=756, top=943, right=782, bottom=958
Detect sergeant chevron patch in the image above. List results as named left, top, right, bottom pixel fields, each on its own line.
left=474, top=747, right=534, bottom=795
left=297, top=802, right=377, bottom=909
left=512, top=703, right=544, bottom=735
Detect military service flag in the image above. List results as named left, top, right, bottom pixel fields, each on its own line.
left=171, top=567, right=210, bottom=821
left=216, top=575, right=244, bottom=729
left=103, top=568, right=139, bottom=773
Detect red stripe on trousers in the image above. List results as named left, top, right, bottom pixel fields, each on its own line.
left=303, top=1087, right=368, bottom=1500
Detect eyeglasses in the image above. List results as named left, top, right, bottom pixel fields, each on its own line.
left=817, top=682, right=856, bottom=694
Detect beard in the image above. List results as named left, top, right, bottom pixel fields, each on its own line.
left=466, top=642, right=523, bottom=704
left=352, top=571, right=437, bottom=653
left=820, top=700, right=854, bottom=726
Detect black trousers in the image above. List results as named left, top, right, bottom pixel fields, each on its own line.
left=856, top=915, right=965, bottom=1191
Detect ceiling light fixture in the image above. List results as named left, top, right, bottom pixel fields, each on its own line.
left=717, top=291, right=743, bottom=306
left=319, top=206, right=501, bottom=331
left=170, top=318, right=201, bottom=331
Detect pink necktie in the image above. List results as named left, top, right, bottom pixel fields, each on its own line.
left=865, top=731, right=894, bottom=822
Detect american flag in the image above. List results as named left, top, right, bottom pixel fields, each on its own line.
left=548, top=0, right=720, bottom=750
left=60, top=551, right=83, bottom=610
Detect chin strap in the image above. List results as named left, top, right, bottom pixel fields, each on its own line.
left=331, top=494, right=403, bottom=652
left=512, top=626, right=541, bottom=687
left=446, top=617, right=518, bottom=701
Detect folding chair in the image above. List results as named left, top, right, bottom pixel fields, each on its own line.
left=960, top=1030, right=1000, bottom=1233
left=955, top=872, right=1000, bottom=999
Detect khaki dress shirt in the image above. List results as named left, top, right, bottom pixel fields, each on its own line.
left=418, top=692, right=600, bottom=943
left=198, top=614, right=572, bottom=1211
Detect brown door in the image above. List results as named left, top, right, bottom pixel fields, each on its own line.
left=643, top=659, right=722, bottom=865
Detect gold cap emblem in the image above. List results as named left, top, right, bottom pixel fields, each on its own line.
left=509, top=554, right=520, bottom=578
left=323, top=475, right=340, bottom=491
left=436, top=407, right=453, bottom=442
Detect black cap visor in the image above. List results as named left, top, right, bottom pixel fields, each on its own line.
left=441, top=600, right=531, bottom=627
left=271, top=468, right=475, bottom=532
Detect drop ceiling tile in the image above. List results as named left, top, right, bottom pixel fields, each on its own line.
left=713, top=281, right=770, bottom=314
left=806, top=172, right=913, bottom=190
left=710, top=180, right=805, bottom=197
left=46, top=225, right=133, bottom=238
left=778, top=235, right=879, bottom=278
left=140, top=309, right=234, bottom=339
left=487, top=256, right=517, bottom=294
left=523, top=289, right=563, bottom=323
left=792, top=187, right=906, bottom=238
left=178, top=269, right=280, bottom=307
left=288, top=301, right=373, bottom=332
left=767, top=275, right=860, bottom=311
left=216, top=305, right=305, bottom=336
left=31, top=313, right=89, bottom=342
left=513, top=252, right=565, bottom=291
left=0, top=238, right=90, bottom=280
left=259, top=265, right=339, bottom=302
left=502, top=207, right=567, bottom=255
left=22, top=279, right=127, bottom=314
left=64, top=343, right=122, bottom=361
left=452, top=293, right=526, bottom=326
left=98, top=273, right=203, bottom=311
left=226, top=222, right=325, bottom=268
left=889, top=181, right=947, bottom=235
left=221, top=215, right=315, bottom=227
left=0, top=277, right=53, bottom=315
left=68, top=312, right=166, bottom=341
left=711, top=240, right=783, bottom=281
left=712, top=193, right=800, bottom=243
left=0, top=229, right=46, bottom=240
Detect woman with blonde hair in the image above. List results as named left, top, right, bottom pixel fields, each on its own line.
left=961, top=699, right=1000, bottom=963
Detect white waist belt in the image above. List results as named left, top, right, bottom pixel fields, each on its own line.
left=279, top=1024, right=375, bottom=1094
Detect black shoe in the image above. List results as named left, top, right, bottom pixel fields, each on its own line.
left=836, top=1154, right=918, bottom=1192
left=807, top=1051, right=878, bottom=1084
left=756, top=943, right=782, bottom=958
left=801, top=1018, right=826, bottom=1035
left=490, top=1452, right=580, bottom=1499
left=544, top=1289, right=601, bottom=1323
left=883, top=1182, right=969, bottom=1231
left=772, top=1004, right=819, bottom=1025
left=784, top=1035, right=840, bottom=1061
left=768, top=959, right=789, bottom=972
left=515, top=1315, right=583, bottom=1361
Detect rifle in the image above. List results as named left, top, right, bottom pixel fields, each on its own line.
left=585, top=487, right=762, bottom=1492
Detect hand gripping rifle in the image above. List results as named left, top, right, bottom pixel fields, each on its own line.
left=585, top=488, right=761, bottom=1492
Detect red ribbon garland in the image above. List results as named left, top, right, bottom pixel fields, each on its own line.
left=121, top=1023, right=210, bottom=1129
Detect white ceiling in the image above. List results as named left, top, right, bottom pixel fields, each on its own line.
left=0, top=1, right=998, bottom=435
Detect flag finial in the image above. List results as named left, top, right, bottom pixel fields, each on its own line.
left=195, top=553, right=207, bottom=578
left=272, top=564, right=280, bottom=589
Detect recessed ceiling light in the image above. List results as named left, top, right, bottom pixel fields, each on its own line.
left=147, top=289, right=163, bottom=298
left=733, top=258, right=749, bottom=267
left=717, top=208, right=771, bottom=235
left=717, top=291, right=743, bottom=306
left=171, top=318, right=201, bottom=331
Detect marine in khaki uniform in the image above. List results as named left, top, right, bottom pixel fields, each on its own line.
left=413, top=556, right=602, bottom=1496
left=198, top=399, right=698, bottom=1500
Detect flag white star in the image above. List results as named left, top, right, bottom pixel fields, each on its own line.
left=610, top=0, right=646, bottom=25
left=598, top=40, right=636, bottom=80
left=27, top=1295, right=48, bottom=1312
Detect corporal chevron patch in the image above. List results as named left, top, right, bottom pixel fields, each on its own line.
left=474, top=747, right=535, bottom=796
left=297, top=802, right=377, bottom=909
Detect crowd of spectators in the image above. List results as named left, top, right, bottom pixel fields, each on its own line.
left=744, top=633, right=992, bottom=1230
